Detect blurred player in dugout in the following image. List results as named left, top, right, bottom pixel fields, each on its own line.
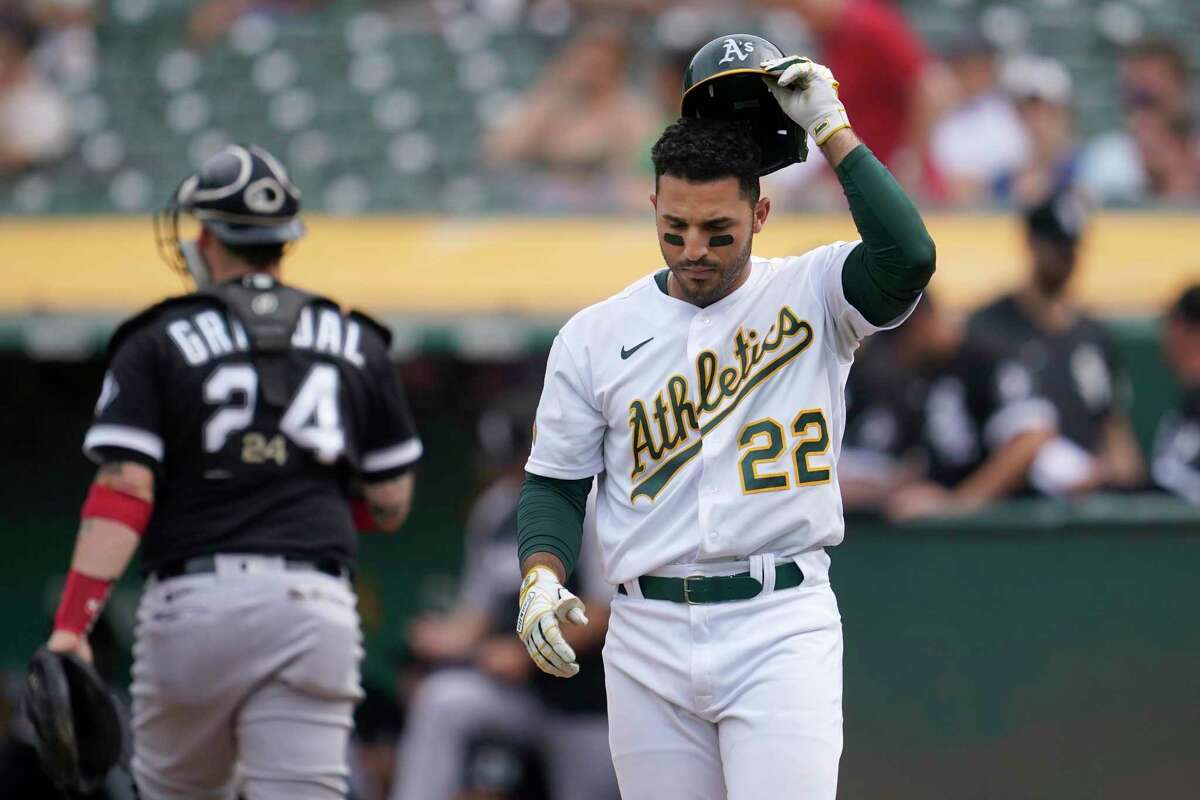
left=1153, top=284, right=1200, bottom=503
left=967, top=191, right=1145, bottom=495
left=840, top=191, right=1146, bottom=515
left=40, top=143, right=423, bottom=799
left=392, top=397, right=617, bottom=800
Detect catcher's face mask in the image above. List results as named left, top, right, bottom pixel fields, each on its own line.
left=24, top=647, right=129, bottom=794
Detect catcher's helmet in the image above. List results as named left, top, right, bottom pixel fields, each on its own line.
left=681, top=34, right=808, bottom=176
left=155, top=143, right=305, bottom=286
left=23, top=647, right=129, bottom=794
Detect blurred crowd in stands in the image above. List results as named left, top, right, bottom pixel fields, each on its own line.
left=2, top=0, right=1200, bottom=211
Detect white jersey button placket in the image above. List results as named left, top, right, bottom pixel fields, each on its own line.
left=690, top=306, right=723, bottom=558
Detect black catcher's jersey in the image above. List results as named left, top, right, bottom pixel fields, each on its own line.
left=83, top=276, right=422, bottom=571
left=1151, top=387, right=1200, bottom=505
left=841, top=337, right=921, bottom=470
left=911, top=335, right=1055, bottom=489
left=968, top=295, right=1125, bottom=452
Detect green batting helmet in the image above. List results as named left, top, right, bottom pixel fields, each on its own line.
left=681, top=34, right=808, bottom=176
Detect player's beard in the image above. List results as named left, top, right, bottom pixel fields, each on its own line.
left=1031, top=242, right=1077, bottom=298
left=668, top=235, right=753, bottom=307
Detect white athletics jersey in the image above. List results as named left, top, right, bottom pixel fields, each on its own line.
left=527, top=242, right=912, bottom=585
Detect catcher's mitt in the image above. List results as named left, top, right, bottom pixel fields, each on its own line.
left=23, top=646, right=129, bottom=794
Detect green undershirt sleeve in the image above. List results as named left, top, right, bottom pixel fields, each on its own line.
left=836, top=144, right=937, bottom=326
left=516, top=471, right=594, bottom=576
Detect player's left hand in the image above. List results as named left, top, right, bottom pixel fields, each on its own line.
left=516, top=566, right=589, bottom=678
left=761, top=56, right=851, bottom=145
left=46, top=630, right=94, bottom=665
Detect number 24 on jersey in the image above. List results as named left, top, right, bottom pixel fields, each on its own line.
left=204, top=363, right=345, bottom=464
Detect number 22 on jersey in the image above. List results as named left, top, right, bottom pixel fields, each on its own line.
left=203, top=363, right=345, bottom=464
left=737, top=408, right=830, bottom=494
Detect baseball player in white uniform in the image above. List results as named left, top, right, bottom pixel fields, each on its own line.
left=514, top=55, right=936, bottom=798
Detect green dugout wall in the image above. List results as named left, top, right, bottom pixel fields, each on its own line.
left=837, top=504, right=1200, bottom=798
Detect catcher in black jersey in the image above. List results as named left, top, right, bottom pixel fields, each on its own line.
left=967, top=192, right=1145, bottom=495
left=41, top=144, right=422, bottom=799
left=1153, top=284, right=1200, bottom=504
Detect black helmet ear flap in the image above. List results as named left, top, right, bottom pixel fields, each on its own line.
left=681, top=34, right=808, bottom=175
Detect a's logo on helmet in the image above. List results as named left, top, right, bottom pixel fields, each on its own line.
left=252, top=293, right=280, bottom=315
left=244, top=177, right=287, bottom=214
left=718, top=38, right=754, bottom=65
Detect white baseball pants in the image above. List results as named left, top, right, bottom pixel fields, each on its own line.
left=603, top=552, right=843, bottom=799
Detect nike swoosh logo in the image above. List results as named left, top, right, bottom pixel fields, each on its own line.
left=621, top=337, right=654, bottom=360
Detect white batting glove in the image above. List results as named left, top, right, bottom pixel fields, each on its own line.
left=516, top=566, right=589, bottom=678
left=760, top=56, right=851, bottom=145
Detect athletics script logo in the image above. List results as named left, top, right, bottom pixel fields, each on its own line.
left=627, top=306, right=813, bottom=501
left=718, top=38, right=755, bottom=65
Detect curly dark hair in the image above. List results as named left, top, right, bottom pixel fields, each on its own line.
left=651, top=117, right=762, bottom=204
left=222, top=241, right=286, bottom=269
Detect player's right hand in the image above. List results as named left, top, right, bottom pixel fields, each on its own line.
left=760, top=56, right=851, bottom=145
left=46, top=630, right=94, bottom=665
left=516, top=566, right=589, bottom=678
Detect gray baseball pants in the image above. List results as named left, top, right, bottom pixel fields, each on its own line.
left=130, top=555, right=364, bottom=800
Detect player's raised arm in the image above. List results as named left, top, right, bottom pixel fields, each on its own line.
left=764, top=57, right=936, bottom=328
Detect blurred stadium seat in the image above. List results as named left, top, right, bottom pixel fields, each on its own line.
left=4, top=0, right=1198, bottom=215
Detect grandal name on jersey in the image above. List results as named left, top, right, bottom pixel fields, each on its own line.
left=166, top=305, right=371, bottom=368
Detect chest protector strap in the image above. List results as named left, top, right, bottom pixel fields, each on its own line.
left=202, top=275, right=332, bottom=409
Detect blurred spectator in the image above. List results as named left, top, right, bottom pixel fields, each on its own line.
left=885, top=296, right=1057, bottom=521
left=993, top=55, right=1081, bottom=205
left=930, top=36, right=1030, bottom=206
left=764, top=0, right=953, bottom=194
left=188, top=0, right=332, bottom=48
left=391, top=400, right=618, bottom=800
left=1081, top=37, right=1200, bottom=205
left=0, top=11, right=71, bottom=174
left=1152, top=285, right=1200, bottom=504
left=967, top=192, right=1145, bottom=495
left=28, top=0, right=98, bottom=88
left=482, top=22, right=656, bottom=213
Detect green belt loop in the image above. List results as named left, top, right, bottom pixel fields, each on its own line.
left=629, top=561, right=804, bottom=604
